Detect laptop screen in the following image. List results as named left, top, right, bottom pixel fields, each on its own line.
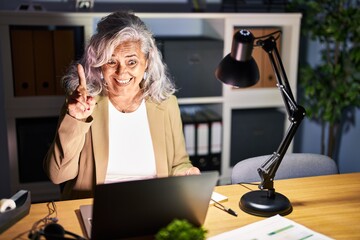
left=80, top=171, right=219, bottom=240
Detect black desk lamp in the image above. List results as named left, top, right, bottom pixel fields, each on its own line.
left=215, top=29, right=306, bottom=217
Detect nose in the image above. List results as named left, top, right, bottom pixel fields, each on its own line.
left=115, top=64, right=128, bottom=77
left=115, top=64, right=121, bottom=74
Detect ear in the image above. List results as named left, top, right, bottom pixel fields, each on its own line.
left=145, top=58, right=149, bottom=70
left=145, top=47, right=152, bottom=70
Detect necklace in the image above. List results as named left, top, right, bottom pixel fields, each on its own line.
left=110, top=91, right=143, bottom=113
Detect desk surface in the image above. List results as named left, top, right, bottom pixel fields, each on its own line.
left=1, top=172, right=360, bottom=240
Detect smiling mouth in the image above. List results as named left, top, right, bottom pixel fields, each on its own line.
left=115, top=77, right=132, bottom=85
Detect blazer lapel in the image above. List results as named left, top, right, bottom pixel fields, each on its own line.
left=92, top=95, right=109, bottom=184
left=146, top=100, right=168, bottom=177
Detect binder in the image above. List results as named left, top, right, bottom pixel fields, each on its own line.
left=180, top=110, right=196, bottom=157
left=195, top=109, right=209, bottom=156
left=193, top=109, right=209, bottom=170
left=33, top=30, right=56, bottom=95
left=10, top=29, right=36, bottom=96
left=11, top=27, right=77, bottom=96
left=180, top=106, right=222, bottom=173
left=53, top=29, right=75, bottom=95
left=202, top=108, right=222, bottom=172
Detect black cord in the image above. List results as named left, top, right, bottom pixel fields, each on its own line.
left=253, top=30, right=282, bottom=48
left=237, top=182, right=260, bottom=191
left=28, top=201, right=58, bottom=239
left=254, top=30, right=282, bottom=41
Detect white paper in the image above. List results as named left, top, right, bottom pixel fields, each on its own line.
left=208, top=214, right=334, bottom=240
left=209, top=192, right=228, bottom=205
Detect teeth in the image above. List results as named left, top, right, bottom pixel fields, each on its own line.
left=116, top=78, right=131, bottom=84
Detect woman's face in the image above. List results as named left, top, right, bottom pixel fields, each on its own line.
left=101, top=40, right=148, bottom=96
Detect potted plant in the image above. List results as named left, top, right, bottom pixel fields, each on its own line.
left=155, top=219, right=207, bottom=240
left=288, top=0, right=360, bottom=161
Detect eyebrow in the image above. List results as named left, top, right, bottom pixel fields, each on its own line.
left=125, top=54, right=138, bottom=58
left=110, top=53, right=138, bottom=58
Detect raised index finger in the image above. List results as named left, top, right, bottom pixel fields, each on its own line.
left=77, top=64, right=87, bottom=88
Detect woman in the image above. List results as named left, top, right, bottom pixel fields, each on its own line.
left=44, top=11, right=200, bottom=200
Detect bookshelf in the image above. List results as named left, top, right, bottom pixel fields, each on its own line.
left=0, top=11, right=301, bottom=201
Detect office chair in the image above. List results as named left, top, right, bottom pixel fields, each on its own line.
left=231, top=153, right=338, bottom=184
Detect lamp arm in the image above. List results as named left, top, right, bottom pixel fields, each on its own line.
left=256, top=36, right=306, bottom=195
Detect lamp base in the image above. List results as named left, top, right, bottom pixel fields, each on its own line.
left=239, top=190, right=292, bottom=217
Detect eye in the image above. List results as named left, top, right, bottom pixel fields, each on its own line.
left=127, top=59, right=137, bottom=66
left=106, top=59, right=117, bottom=67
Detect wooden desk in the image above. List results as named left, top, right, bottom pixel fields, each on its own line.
left=1, top=173, right=360, bottom=240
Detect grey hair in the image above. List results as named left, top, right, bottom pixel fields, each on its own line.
left=62, top=11, right=175, bottom=103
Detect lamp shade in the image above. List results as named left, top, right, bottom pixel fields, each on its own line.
left=215, top=29, right=260, bottom=88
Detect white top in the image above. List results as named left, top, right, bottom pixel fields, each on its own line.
left=105, top=99, right=156, bottom=184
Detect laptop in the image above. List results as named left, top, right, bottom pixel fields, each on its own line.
left=79, top=171, right=219, bottom=239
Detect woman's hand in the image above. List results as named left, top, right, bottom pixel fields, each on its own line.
left=185, top=167, right=201, bottom=176
left=66, top=64, right=96, bottom=120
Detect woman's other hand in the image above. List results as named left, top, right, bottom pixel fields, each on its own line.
left=66, top=64, right=96, bottom=120
left=185, top=167, right=201, bottom=175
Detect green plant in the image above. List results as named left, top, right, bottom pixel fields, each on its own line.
left=155, top=219, right=207, bottom=240
left=288, top=0, right=360, bottom=159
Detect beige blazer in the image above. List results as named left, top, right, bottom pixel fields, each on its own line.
left=44, top=95, right=193, bottom=200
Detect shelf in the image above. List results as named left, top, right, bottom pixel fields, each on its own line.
left=0, top=11, right=301, bottom=198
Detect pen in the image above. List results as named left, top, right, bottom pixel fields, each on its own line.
left=211, top=198, right=238, bottom=217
